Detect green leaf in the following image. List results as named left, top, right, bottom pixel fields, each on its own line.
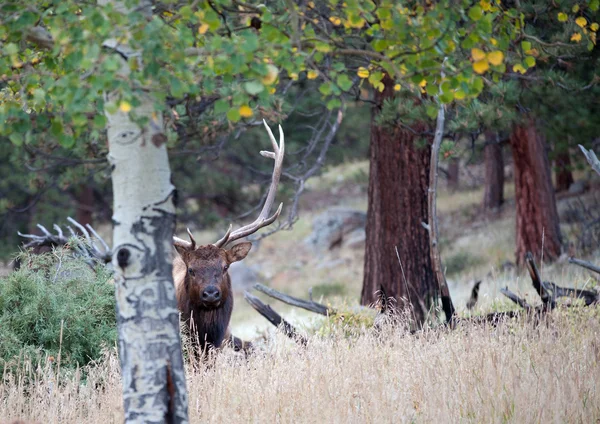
left=244, top=81, right=264, bottom=95
left=326, top=98, right=341, bottom=110
left=426, top=84, right=439, bottom=96
left=439, top=91, right=454, bottom=104
left=214, top=99, right=229, bottom=115
left=524, top=56, right=536, bottom=68
left=468, top=6, right=483, bottom=21
left=591, top=0, right=599, bottom=11
left=319, top=82, right=333, bottom=96
left=426, top=105, right=438, bottom=119
left=336, top=74, right=353, bottom=91
left=521, top=41, right=532, bottom=52
left=93, top=115, right=107, bottom=129
left=50, top=120, right=64, bottom=137
left=226, top=108, right=240, bottom=122
left=9, top=133, right=23, bottom=146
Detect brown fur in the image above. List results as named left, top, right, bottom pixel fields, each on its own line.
left=173, top=242, right=251, bottom=354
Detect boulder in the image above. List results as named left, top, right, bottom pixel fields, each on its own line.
left=304, top=208, right=367, bottom=252
left=228, top=261, right=261, bottom=290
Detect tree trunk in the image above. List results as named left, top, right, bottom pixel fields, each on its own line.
left=446, top=158, right=460, bottom=191
left=361, top=76, right=436, bottom=324
left=555, top=149, right=574, bottom=192
left=483, top=132, right=504, bottom=211
left=75, top=185, right=94, bottom=226
left=102, top=1, right=188, bottom=422
left=509, top=121, right=562, bottom=266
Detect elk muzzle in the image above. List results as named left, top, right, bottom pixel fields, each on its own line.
left=202, top=285, right=221, bottom=306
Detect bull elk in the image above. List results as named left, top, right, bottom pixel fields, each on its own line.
left=173, top=120, right=285, bottom=354
left=18, top=120, right=285, bottom=356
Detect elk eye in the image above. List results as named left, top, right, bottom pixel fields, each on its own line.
left=188, top=268, right=195, bottom=277
left=223, top=265, right=229, bottom=273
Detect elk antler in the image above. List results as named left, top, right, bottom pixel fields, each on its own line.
left=18, top=217, right=112, bottom=266
left=213, top=120, right=285, bottom=248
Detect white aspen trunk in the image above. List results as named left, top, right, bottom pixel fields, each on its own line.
left=101, top=1, right=189, bottom=422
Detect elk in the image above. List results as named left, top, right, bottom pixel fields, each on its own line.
left=172, top=120, right=285, bottom=354
left=18, top=120, right=285, bottom=355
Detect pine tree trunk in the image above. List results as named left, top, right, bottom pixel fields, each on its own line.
left=446, top=158, right=460, bottom=191
left=75, top=185, right=94, bottom=226
left=361, top=76, right=435, bottom=324
left=101, top=1, right=188, bottom=422
left=509, top=121, right=562, bottom=266
left=483, top=132, right=504, bottom=211
left=555, top=149, right=574, bottom=192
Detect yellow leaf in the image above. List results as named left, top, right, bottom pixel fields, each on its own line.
left=307, top=70, right=318, bottom=80
left=473, top=59, right=490, bottom=74
left=262, top=64, right=279, bottom=85
left=419, top=79, right=427, bottom=87
left=454, top=89, right=466, bottom=100
left=198, top=23, right=209, bottom=34
left=590, top=22, right=599, bottom=32
left=571, top=32, right=582, bottom=42
left=557, top=12, right=568, bottom=22
left=239, top=105, right=253, bottom=118
left=480, top=0, right=492, bottom=12
left=490, top=38, right=498, bottom=46
left=487, top=51, right=504, bottom=66
left=471, top=48, right=486, bottom=61
left=269, top=87, right=276, bottom=94
left=393, top=84, right=401, bottom=91
left=290, top=72, right=299, bottom=81
left=329, top=16, right=342, bottom=26
left=357, top=67, right=370, bottom=79
left=119, top=101, right=132, bottom=113
left=572, top=5, right=580, bottom=12
left=513, top=64, right=526, bottom=74
left=576, top=17, right=587, bottom=28
left=376, top=82, right=385, bottom=92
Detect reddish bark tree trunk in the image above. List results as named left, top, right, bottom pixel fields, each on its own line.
left=361, top=76, right=435, bottom=324
left=75, top=185, right=94, bottom=226
left=509, top=122, right=562, bottom=266
left=483, top=132, right=504, bottom=211
left=447, top=158, right=459, bottom=191
left=555, top=149, right=574, bottom=192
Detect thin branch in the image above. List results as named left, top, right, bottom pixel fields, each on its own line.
left=253, top=283, right=333, bottom=316
left=568, top=256, right=600, bottom=275
left=500, top=287, right=532, bottom=312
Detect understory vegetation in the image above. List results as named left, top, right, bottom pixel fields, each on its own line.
left=1, top=310, right=599, bottom=423
left=0, top=250, right=116, bottom=376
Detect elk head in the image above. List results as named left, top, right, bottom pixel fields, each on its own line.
left=172, top=119, right=285, bottom=310
left=174, top=230, right=252, bottom=308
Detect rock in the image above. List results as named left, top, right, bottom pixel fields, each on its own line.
left=228, top=261, right=261, bottom=290
left=568, top=180, right=589, bottom=195
left=304, top=208, right=367, bottom=252
left=343, top=228, right=366, bottom=250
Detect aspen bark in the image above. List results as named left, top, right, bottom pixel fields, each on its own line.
left=101, top=1, right=189, bottom=422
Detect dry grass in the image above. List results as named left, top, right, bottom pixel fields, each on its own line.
left=2, top=309, right=599, bottom=423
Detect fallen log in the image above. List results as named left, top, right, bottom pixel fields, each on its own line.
left=568, top=257, right=600, bottom=275
left=253, top=283, right=333, bottom=316
left=243, top=291, right=307, bottom=346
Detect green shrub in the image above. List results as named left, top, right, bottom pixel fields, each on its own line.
left=443, top=251, right=485, bottom=276
left=0, top=250, right=116, bottom=373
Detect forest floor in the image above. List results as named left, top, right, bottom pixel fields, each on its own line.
left=2, top=160, right=600, bottom=423
left=225, top=160, right=600, bottom=340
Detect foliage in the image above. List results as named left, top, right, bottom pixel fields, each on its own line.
left=0, top=249, right=116, bottom=374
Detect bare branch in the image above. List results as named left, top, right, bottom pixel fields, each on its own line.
left=253, top=283, right=333, bottom=316
left=568, top=256, right=600, bottom=275
left=243, top=291, right=307, bottom=345
left=579, top=145, right=600, bottom=177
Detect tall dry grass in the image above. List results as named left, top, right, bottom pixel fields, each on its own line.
left=2, top=308, right=599, bottom=423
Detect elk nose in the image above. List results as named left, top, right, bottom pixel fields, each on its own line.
left=202, top=285, right=221, bottom=303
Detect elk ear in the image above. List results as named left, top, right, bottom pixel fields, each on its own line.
left=174, top=242, right=192, bottom=259
left=227, top=242, right=252, bottom=263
